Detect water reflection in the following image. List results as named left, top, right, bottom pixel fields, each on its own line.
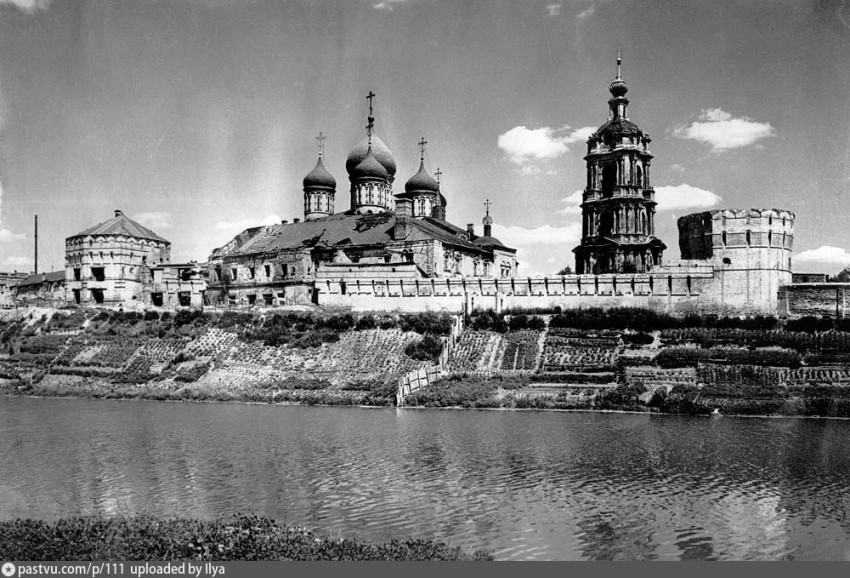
left=2, top=399, right=850, bottom=560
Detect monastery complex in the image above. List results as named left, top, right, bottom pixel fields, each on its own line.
left=4, top=59, right=843, bottom=318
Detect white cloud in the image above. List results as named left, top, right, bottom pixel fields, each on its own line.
left=559, top=189, right=584, bottom=215
left=493, top=222, right=581, bottom=248
left=134, top=211, right=174, bottom=230
left=576, top=6, right=595, bottom=19
left=654, top=184, right=722, bottom=211
left=497, top=125, right=595, bottom=166
left=1, top=255, right=31, bottom=268
left=214, top=213, right=281, bottom=233
left=0, top=228, right=25, bottom=243
left=373, top=0, right=406, bottom=11
left=545, top=4, right=562, bottom=17
left=795, top=246, right=850, bottom=267
left=0, top=0, right=51, bottom=13
left=674, top=108, right=775, bottom=151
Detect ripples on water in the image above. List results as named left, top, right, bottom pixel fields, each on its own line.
left=2, top=398, right=850, bottom=560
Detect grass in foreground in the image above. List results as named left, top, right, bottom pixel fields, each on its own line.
left=0, top=514, right=493, bottom=561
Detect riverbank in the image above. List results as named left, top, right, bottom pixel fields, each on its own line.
left=0, top=514, right=492, bottom=561
left=3, top=307, right=850, bottom=417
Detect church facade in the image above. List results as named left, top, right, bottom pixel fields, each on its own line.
left=205, top=99, right=518, bottom=307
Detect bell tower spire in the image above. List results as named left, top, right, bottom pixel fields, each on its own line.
left=572, top=53, right=666, bottom=275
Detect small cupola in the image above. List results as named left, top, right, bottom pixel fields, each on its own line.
left=303, top=131, right=336, bottom=221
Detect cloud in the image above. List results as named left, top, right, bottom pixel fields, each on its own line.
left=674, top=108, right=775, bottom=151
left=493, top=223, right=582, bottom=277
left=576, top=6, right=595, bottom=19
left=654, top=184, right=722, bottom=211
left=497, top=125, right=595, bottom=166
left=0, top=0, right=51, bottom=13
left=213, top=213, right=281, bottom=233
left=493, top=223, right=581, bottom=248
left=545, top=4, right=562, bottom=17
left=0, top=228, right=25, bottom=243
left=134, top=212, right=174, bottom=230
left=559, top=190, right=584, bottom=215
left=373, top=0, right=406, bottom=11
left=1, top=255, right=31, bottom=268
left=795, top=246, right=850, bottom=267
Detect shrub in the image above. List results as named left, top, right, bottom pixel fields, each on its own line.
left=293, top=330, right=339, bottom=349
left=143, top=311, right=160, bottom=322
left=355, top=315, right=377, bottom=330
left=398, top=312, right=453, bottom=335
left=404, top=334, right=443, bottom=361
left=469, top=310, right=507, bottom=333
left=622, top=331, right=654, bottom=345
left=785, top=316, right=834, bottom=333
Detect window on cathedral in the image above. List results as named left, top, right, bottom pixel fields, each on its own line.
left=247, top=294, right=256, bottom=305
left=746, top=231, right=751, bottom=245
left=73, top=268, right=81, bottom=281
left=263, top=294, right=274, bottom=306
left=722, top=232, right=727, bottom=246
left=599, top=211, right=614, bottom=237
left=249, top=267, right=255, bottom=279
left=91, top=267, right=105, bottom=282
left=264, top=264, right=271, bottom=278
left=636, top=166, right=643, bottom=188
left=601, top=165, right=616, bottom=198
left=230, top=268, right=237, bottom=281
left=178, top=292, right=191, bottom=307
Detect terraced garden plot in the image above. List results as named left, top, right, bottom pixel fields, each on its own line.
left=445, top=331, right=501, bottom=372
left=138, top=339, right=189, bottom=363
left=541, top=335, right=620, bottom=371
left=499, top=331, right=542, bottom=371
left=184, top=327, right=239, bottom=358
left=18, top=334, right=71, bottom=358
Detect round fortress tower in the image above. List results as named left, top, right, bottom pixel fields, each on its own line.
left=677, top=208, right=795, bottom=312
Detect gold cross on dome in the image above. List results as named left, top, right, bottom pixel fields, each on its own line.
left=315, top=131, right=326, bottom=157
left=484, top=198, right=492, bottom=216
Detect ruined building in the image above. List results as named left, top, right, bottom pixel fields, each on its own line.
left=573, top=55, right=666, bottom=274
left=64, top=210, right=206, bottom=307
left=206, top=97, right=518, bottom=307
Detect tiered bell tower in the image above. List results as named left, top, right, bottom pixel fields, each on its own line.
left=573, top=54, right=666, bottom=274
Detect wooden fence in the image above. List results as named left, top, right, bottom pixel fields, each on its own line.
left=396, top=315, right=463, bottom=406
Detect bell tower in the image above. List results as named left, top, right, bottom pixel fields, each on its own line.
left=573, top=54, right=666, bottom=274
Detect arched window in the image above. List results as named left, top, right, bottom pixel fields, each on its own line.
left=746, top=231, right=751, bottom=245
left=722, top=231, right=727, bottom=246
left=599, top=211, right=614, bottom=237
left=768, top=231, right=772, bottom=246
left=601, top=165, right=616, bottom=198
left=635, top=165, right=643, bottom=188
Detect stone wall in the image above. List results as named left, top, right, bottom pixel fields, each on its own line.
left=779, top=283, right=850, bottom=318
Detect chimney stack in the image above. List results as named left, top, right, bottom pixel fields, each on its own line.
left=394, top=199, right=413, bottom=240
left=466, top=223, right=475, bottom=238
left=293, top=218, right=300, bottom=224
left=114, top=209, right=123, bottom=217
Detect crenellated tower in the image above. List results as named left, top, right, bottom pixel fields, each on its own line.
left=573, top=54, right=666, bottom=274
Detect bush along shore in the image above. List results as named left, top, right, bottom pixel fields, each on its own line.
left=3, top=306, right=850, bottom=417
left=0, top=514, right=492, bottom=561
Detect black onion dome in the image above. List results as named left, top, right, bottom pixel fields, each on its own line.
left=351, top=148, right=389, bottom=180
left=473, top=235, right=508, bottom=249
left=346, top=135, right=396, bottom=177
left=404, top=161, right=439, bottom=194
left=303, top=157, right=336, bottom=189
left=609, top=78, right=629, bottom=98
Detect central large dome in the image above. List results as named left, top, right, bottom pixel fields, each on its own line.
left=345, top=135, right=397, bottom=177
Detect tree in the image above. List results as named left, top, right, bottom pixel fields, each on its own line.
left=557, top=265, right=573, bottom=275
left=832, top=267, right=850, bottom=283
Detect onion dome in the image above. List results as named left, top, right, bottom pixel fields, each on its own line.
left=404, top=161, right=439, bottom=194
left=346, top=135, right=396, bottom=177
left=473, top=235, right=508, bottom=249
left=609, top=78, right=628, bottom=98
left=303, top=157, right=336, bottom=189
left=351, top=148, right=389, bottom=180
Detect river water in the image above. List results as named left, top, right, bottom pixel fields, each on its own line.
left=2, top=397, right=850, bottom=560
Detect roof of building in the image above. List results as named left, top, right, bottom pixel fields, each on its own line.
left=346, top=135, right=397, bottom=177
left=16, top=271, right=66, bottom=288
left=216, top=211, right=508, bottom=259
left=594, top=118, right=643, bottom=140
left=351, top=148, right=389, bottom=181
left=473, top=235, right=511, bottom=250
left=303, top=157, right=336, bottom=189
left=403, top=161, right=439, bottom=194
left=69, top=210, right=170, bottom=244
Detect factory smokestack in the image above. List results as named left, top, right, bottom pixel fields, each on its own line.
left=34, top=215, right=38, bottom=275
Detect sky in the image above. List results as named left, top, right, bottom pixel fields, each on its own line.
left=0, top=0, right=848, bottom=276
